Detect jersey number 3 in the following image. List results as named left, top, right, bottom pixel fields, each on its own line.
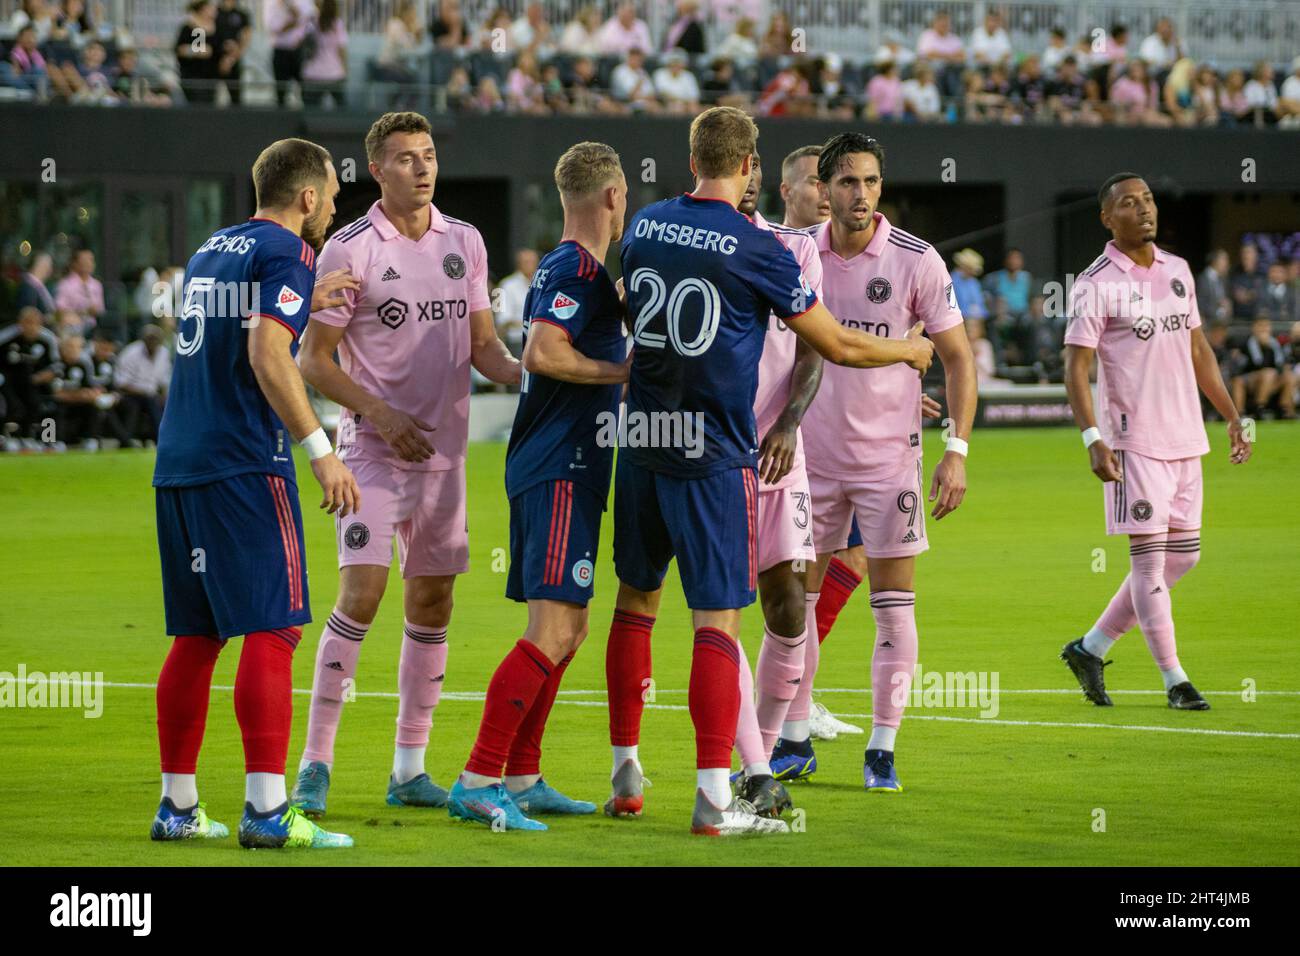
left=629, top=267, right=721, bottom=357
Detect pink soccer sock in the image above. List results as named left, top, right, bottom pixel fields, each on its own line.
left=396, top=621, right=449, bottom=749
left=786, top=593, right=820, bottom=724
left=1094, top=531, right=1201, bottom=639
left=1127, top=536, right=1181, bottom=670
left=733, top=639, right=766, bottom=771
left=869, top=591, right=918, bottom=730
left=302, top=609, right=368, bottom=766
left=755, top=624, right=806, bottom=756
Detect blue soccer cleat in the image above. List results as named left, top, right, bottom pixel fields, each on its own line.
left=864, top=748, right=903, bottom=793
left=238, top=802, right=354, bottom=849
left=150, top=798, right=229, bottom=841
left=769, top=737, right=817, bottom=781
left=447, top=778, right=547, bottom=831
left=386, top=773, right=449, bottom=808
left=508, top=778, right=596, bottom=815
left=290, top=761, right=331, bottom=817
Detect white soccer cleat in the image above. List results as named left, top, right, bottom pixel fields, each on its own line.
left=690, top=790, right=790, bottom=836
left=811, top=701, right=864, bottom=738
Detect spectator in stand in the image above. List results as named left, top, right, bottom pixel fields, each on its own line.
left=874, top=31, right=914, bottom=72
left=950, top=248, right=988, bottom=323
left=558, top=6, right=601, bottom=57
left=1204, top=321, right=1240, bottom=415
left=111, top=47, right=171, bottom=105
left=48, top=332, right=102, bottom=449
left=1162, top=57, right=1197, bottom=126
left=377, top=0, right=423, bottom=84
left=87, top=332, right=132, bottom=444
left=1231, top=244, right=1264, bottom=322
left=114, top=323, right=170, bottom=443
left=1190, top=62, right=1221, bottom=126
left=1276, top=55, right=1300, bottom=127
left=664, top=0, right=705, bottom=55
left=701, top=56, right=747, bottom=108
left=214, top=0, right=251, bottom=105
left=716, top=17, right=758, bottom=65
left=901, top=61, right=942, bottom=121
left=653, top=48, right=700, bottom=113
left=1041, top=27, right=1068, bottom=75
left=476, top=7, right=513, bottom=52
left=302, top=0, right=347, bottom=107
left=864, top=59, right=903, bottom=121
left=1244, top=60, right=1279, bottom=125
left=1046, top=56, right=1098, bottom=124
left=1, top=308, right=59, bottom=447
left=7, top=25, right=50, bottom=95
left=1069, top=34, right=1094, bottom=74
left=985, top=248, right=1034, bottom=362
left=967, top=318, right=1012, bottom=387
left=15, top=252, right=56, bottom=318
left=610, top=46, right=659, bottom=112
left=469, top=73, right=504, bottom=112
left=430, top=0, right=469, bottom=49
left=1260, top=261, right=1300, bottom=325
left=759, top=10, right=793, bottom=59
left=756, top=56, right=813, bottom=117
left=539, top=60, right=566, bottom=111
left=970, top=9, right=1012, bottom=69
left=966, top=62, right=1013, bottom=122
left=510, top=1, right=552, bottom=57
left=53, top=307, right=85, bottom=336
left=68, top=38, right=116, bottom=102
left=1218, top=67, right=1251, bottom=125
left=814, top=52, right=855, bottom=119
left=1100, top=24, right=1129, bottom=74
left=265, top=0, right=315, bottom=107
left=55, top=248, right=104, bottom=330
left=566, top=54, right=617, bottom=113
left=505, top=48, right=547, bottom=114
left=1196, top=249, right=1232, bottom=323
left=1109, top=59, right=1169, bottom=126
left=598, top=3, right=652, bottom=57
left=1234, top=314, right=1295, bottom=418
left=444, top=64, right=471, bottom=109
left=1138, top=17, right=1181, bottom=77
left=917, top=10, right=965, bottom=98
left=52, top=0, right=95, bottom=44
left=493, top=248, right=536, bottom=359
left=1012, top=53, right=1048, bottom=120
left=8, top=0, right=55, bottom=43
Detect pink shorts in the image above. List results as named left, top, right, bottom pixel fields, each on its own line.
left=336, top=454, right=469, bottom=578
left=809, top=459, right=928, bottom=558
left=1105, top=451, right=1202, bottom=536
left=755, top=465, right=817, bottom=574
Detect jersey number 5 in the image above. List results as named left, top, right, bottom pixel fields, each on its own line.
left=629, top=267, right=721, bottom=357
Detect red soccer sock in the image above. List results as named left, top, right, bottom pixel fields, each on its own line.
left=505, top=651, right=573, bottom=778
left=233, top=629, right=300, bottom=775
left=466, top=640, right=553, bottom=778
left=689, top=627, right=741, bottom=769
left=605, top=609, right=655, bottom=747
left=816, top=556, right=863, bottom=643
left=157, top=634, right=224, bottom=774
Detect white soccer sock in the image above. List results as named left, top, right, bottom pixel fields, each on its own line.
left=743, top=761, right=773, bottom=778
left=1161, top=664, right=1189, bottom=691
left=697, top=768, right=731, bottom=809
left=246, top=772, right=287, bottom=814
left=460, top=770, right=499, bottom=789
left=867, top=725, right=898, bottom=753
left=612, top=744, right=640, bottom=777
left=161, top=773, right=198, bottom=809
left=505, top=773, right=541, bottom=793
left=1081, top=627, right=1116, bottom=659
left=393, top=745, right=426, bottom=784
left=781, top=718, right=810, bottom=742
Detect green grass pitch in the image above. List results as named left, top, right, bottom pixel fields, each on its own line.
left=2, top=425, right=1297, bottom=866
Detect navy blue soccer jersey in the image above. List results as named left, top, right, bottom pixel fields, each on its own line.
left=153, top=218, right=318, bottom=487
left=505, top=239, right=626, bottom=502
left=619, top=193, right=816, bottom=478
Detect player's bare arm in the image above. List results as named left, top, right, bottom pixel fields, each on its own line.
left=249, top=316, right=359, bottom=516
left=786, top=304, right=934, bottom=372
left=469, top=307, right=523, bottom=385
left=310, top=268, right=361, bottom=313
left=928, top=323, right=977, bottom=519
left=1189, top=325, right=1251, bottom=465
left=298, top=318, right=435, bottom=463
left=1064, top=344, right=1122, bottom=483
left=523, top=321, right=630, bottom=385
left=758, top=336, right=823, bottom=485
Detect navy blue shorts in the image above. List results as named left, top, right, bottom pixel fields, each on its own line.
left=846, top=515, right=863, bottom=549
left=155, top=472, right=311, bottom=639
left=507, top=479, right=604, bottom=606
left=613, top=456, right=758, bottom=611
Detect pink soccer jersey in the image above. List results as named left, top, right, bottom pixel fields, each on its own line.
left=752, top=210, right=824, bottom=491
left=801, top=213, right=963, bottom=481
left=1063, top=240, right=1209, bottom=461
left=313, top=201, right=492, bottom=471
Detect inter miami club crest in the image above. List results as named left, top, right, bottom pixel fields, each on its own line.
left=377, top=297, right=408, bottom=329
left=1170, top=277, right=1186, bottom=297
left=1131, top=316, right=1155, bottom=341
left=344, top=523, right=371, bottom=549
left=443, top=253, right=466, bottom=280
left=866, top=277, right=893, bottom=304
left=1131, top=499, right=1154, bottom=522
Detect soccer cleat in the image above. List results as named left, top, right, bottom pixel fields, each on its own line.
left=447, top=778, right=547, bottom=831
left=149, top=798, right=229, bottom=841
left=769, top=737, right=817, bottom=781
left=811, top=701, right=864, bottom=737
left=238, top=802, right=353, bottom=849
left=603, top=758, right=647, bottom=818
left=386, top=773, right=449, bottom=808
left=864, top=748, right=903, bottom=793
left=735, top=773, right=793, bottom=818
left=1060, top=638, right=1114, bottom=706
left=690, top=789, right=790, bottom=836
left=290, top=760, right=331, bottom=817
left=1167, top=682, right=1210, bottom=711
left=509, top=778, right=596, bottom=815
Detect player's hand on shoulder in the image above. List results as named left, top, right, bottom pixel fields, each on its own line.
left=311, top=452, right=361, bottom=518
left=1228, top=417, right=1253, bottom=464
left=904, top=322, right=935, bottom=374
left=372, top=402, right=437, bottom=462
left=311, top=268, right=361, bottom=313
left=1088, top=440, right=1123, bottom=483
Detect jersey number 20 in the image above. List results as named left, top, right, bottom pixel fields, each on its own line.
left=629, top=267, right=721, bottom=357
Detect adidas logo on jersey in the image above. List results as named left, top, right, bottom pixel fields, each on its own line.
left=902, top=530, right=918, bottom=543
left=381, top=267, right=401, bottom=281
left=326, top=661, right=344, bottom=671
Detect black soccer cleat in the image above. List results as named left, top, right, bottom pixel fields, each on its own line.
left=735, top=773, right=793, bottom=818
left=1060, top=638, right=1113, bottom=706
left=1167, top=681, right=1210, bottom=710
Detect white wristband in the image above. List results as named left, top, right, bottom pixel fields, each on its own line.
left=1081, top=427, right=1102, bottom=449
left=300, top=427, right=332, bottom=461
left=945, top=436, right=969, bottom=457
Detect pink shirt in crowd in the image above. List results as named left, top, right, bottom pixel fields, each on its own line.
left=867, top=73, right=904, bottom=117
left=264, top=0, right=316, bottom=49
left=303, top=18, right=348, bottom=82
left=598, top=17, right=653, bottom=55
left=55, top=273, right=105, bottom=318
left=917, top=29, right=963, bottom=59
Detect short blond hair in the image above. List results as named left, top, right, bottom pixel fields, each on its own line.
left=689, top=106, right=757, bottom=179
left=365, top=111, right=433, bottom=164
left=553, top=141, right=623, bottom=202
